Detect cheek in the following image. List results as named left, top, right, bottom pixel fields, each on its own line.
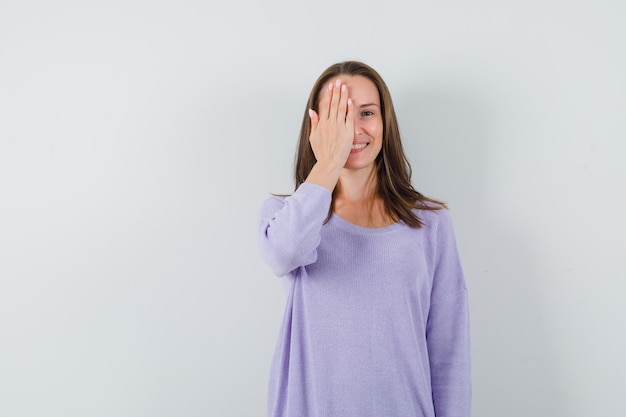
left=372, top=118, right=383, bottom=137
left=359, top=117, right=383, bottom=138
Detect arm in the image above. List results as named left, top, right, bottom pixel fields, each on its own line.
left=258, top=183, right=331, bottom=277
left=426, top=209, right=472, bottom=416
left=306, top=79, right=354, bottom=192
left=258, top=79, right=354, bottom=276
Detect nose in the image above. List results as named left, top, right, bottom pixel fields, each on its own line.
left=353, top=117, right=364, bottom=136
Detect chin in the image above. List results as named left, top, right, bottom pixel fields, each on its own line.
left=343, top=160, right=376, bottom=171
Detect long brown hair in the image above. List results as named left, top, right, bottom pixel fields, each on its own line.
left=294, top=61, right=445, bottom=228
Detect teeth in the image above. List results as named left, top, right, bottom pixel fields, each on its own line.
left=352, top=143, right=367, bottom=150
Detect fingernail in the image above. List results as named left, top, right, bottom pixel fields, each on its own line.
left=328, top=82, right=333, bottom=91
left=308, top=108, right=314, bottom=118
left=348, top=98, right=352, bottom=106
left=341, top=84, right=347, bottom=93
left=335, top=79, right=341, bottom=87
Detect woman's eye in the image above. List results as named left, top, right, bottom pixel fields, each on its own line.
left=362, top=111, right=374, bottom=117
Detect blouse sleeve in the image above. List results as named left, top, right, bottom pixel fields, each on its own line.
left=426, top=209, right=472, bottom=416
left=258, top=183, right=332, bottom=277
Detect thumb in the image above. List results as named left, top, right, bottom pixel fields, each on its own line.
left=308, top=108, right=319, bottom=129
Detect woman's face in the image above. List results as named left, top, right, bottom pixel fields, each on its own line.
left=331, top=74, right=383, bottom=172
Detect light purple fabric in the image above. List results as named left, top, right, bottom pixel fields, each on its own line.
left=258, top=183, right=471, bottom=417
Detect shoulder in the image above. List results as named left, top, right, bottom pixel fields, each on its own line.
left=412, top=206, right=457, bottom=239
left=262, top=183, right=330, bottom=206
left=259, top=183, right=331, bottom=217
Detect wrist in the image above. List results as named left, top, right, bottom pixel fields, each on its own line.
left=304, top=160, right=343, bottom=192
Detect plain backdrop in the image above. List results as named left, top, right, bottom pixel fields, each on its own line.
left=1, top=1, right=625, bottom=416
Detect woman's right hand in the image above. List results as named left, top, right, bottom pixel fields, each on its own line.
left=308, top=79, right=354, bottom=169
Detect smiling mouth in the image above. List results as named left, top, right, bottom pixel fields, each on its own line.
left=352, top=143, right=368, bottom=150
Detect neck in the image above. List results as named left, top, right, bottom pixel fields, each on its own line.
left=335, top=167, right=378, bottom=202
left=333, top=167, right=395, bottom=228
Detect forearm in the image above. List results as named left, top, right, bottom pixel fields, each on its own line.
left=304, top=160, right=344, bottom=193
left=427, top=291, right=472, bottom=416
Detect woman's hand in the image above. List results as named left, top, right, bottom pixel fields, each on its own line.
left=308, top=79, right=354, bottom=168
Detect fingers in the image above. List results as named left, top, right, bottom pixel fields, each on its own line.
left=345, top=97, right=354, bottom=129
left=329, top=79, right=342, bottom=120
left=338, top=84, right=350, bottom=121
left=318, top=79, right=350, bottom=122
left=308, top=80, right=353, bottom=168
left=317, top=82, right=333, bottom=120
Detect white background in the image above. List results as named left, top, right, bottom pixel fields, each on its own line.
left=1, top=1, right=625, bottom=416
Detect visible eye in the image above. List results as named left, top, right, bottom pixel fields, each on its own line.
left=361, top=110, right=374, bottom=117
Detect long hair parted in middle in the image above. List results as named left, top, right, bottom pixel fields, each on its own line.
left=294, top=61, right=445, bottom=228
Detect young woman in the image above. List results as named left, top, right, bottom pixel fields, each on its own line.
left=258, top=61, right=471, bottom=417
